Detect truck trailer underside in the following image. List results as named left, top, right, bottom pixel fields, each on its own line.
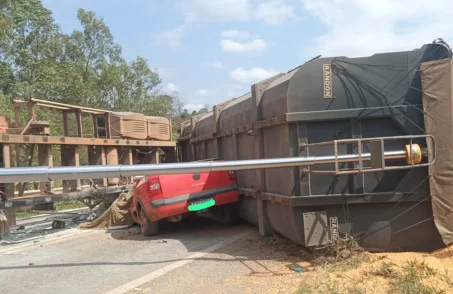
left=178, top=39, right=453, bottom=252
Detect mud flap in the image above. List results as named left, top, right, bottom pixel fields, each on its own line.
left=303, top=211, right=329, bottom=247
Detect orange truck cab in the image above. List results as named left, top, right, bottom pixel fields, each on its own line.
left=129, top=159, right=240, bottom=236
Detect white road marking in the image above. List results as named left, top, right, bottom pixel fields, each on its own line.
left=105, top=230, right=253, bottom=294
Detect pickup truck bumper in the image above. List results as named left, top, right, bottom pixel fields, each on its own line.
left=147, top=184, right=239, bottom=221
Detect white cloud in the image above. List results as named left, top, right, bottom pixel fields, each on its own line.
left=256, top=0, right=296, bottom=25
left=182, top=0, right=250, bottom=22
left=166, top=83, right=179, bottom=92
left=221, top=30, right=253, bottom=39
left=206, top=60, right=224, bottom=69
left=157, top=26, right=185, bottom=49
left=195, top=89, right=218, bottom=96
left=301, top=0, right=453, bottom=57
left=221, top=39, right=267, bottom=53
left=230, top=67, right=279, bottom=83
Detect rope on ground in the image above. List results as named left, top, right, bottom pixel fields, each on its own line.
left=78, top=184, right=136, bottom=230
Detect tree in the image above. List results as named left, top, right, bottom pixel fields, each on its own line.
left=0, top=0, right=187, bottom=166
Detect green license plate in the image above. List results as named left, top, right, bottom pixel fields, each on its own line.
left=188, top=198, right=215, bottom=211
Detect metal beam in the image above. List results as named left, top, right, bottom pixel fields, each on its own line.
left=0, top=149, right=410, bottom=183
left=0, top=134, right=176, bottom=147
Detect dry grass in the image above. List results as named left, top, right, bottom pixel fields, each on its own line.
left=292, top=236, right=453, bottom=294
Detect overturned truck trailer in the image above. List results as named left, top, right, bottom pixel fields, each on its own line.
left=179, top=39, right=453, bottom=252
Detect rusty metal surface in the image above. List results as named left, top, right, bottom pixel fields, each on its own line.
left=0, top=134, right=176, bottom=147
left=14, top=98, right=112, bottom=114
left=219, top=93, right=253, bottom=132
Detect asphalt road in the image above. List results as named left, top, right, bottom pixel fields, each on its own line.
left=1, top=217, right=265, bottom=294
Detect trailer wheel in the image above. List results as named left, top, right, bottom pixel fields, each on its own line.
left=140, top=207, right=159, bottom=236
left=217, top=203, right=239, bottom=225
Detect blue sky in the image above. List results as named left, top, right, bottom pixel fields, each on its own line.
left=42, top=0, right=453, bottom=112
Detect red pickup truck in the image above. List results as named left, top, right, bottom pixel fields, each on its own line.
left=129, top=160, right=240, bottom=236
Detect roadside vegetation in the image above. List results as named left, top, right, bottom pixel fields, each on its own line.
left=261, top=233, right=453, bottom=294
left=0, top=0, right=208, bottom=176
left=291, top=236, right=453, bottom=294
left=16, top=200, right=86, bottom=219
left=53, top=200, right=86, bottom=211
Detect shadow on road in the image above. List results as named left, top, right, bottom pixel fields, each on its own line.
left=0, top=214, right=310, bottom=279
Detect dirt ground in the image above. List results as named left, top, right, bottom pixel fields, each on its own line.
left=129, top=228, right=453, bottom=294
left=253, top=234, right=453, bottom=294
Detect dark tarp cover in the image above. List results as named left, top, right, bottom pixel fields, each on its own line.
left=421, top=58, right=453, bottom=246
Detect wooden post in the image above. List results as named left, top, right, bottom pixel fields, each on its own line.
left=88, top=146, right=107, bottom=186
left=118, top=147, right=133, bottom=183
left=151, top=149, right=159, bottom=164
left=169, top=118, right=173, bottom=142
left=75, top=110, right=83, bottom=137
left=2, top=144, right=15, bottom=231
left=63, top=111, right=69, bottom=136
left=105, top=113, right=111, bottom=139
left=27, top=102, right=35, bottom=120
left=92, top=114, right=98, bottom=138
left=61, top=145, right=80, bottom=193
left=101, top=147, right=108, bottom=186
left=14, top=105, right=21, bottom=171
left=14, top=105, right=21, bottom=128
left=38, top=144, right=53, bottom=193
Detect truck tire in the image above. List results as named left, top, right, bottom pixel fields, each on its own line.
left=218, top=203, right=239, bottom=225
left=140, top=207, right=159, bottom=236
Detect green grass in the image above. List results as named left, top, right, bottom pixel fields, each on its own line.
left=439, top=269, right=453, bottom=287
left=54, top=200, right=86, bottom=211
left=374, top=262, right=397, bottom=278
left=390, top=260, right=444, bottom=294
left=15, top=200, right=86, bottom=219
left=16, top=211, right=40, bottom=219
left=297, top=284, right=314, bottom=294
left=317, top=254, right=368, bottom=273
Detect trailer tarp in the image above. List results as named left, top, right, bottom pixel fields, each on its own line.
left=421, top=58, right=453, bottom=246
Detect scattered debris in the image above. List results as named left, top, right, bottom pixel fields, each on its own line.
left=28, top=262, right=34, bottom=266
left=51, top=220, right=66, bottom=229
left=339, top=248, right=352, bottom=259
left=290, top=265, right=305, bottom=273
left=0, top=210, right=7, bottom=236
left=78, top=186, right=135, bottom=230
left=86, top=212, right=97, bottom=222
left=1, top=235, right=43, bottom=245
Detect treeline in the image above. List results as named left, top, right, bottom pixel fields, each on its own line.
left=0, top=0, right=211, bottom=172
left=0, top=0, right=186, bottom=118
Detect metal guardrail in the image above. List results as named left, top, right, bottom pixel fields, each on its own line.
left=0, top=135, right=433, bottom=184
